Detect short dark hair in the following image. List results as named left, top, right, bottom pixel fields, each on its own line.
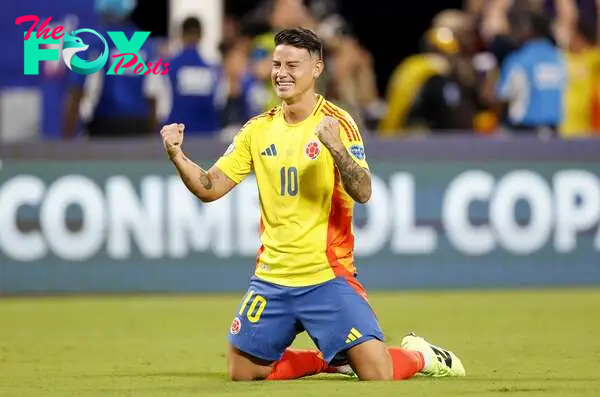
left=274, top=28, right=323, bottom=59
left=182, top=17, right=202, bottom=36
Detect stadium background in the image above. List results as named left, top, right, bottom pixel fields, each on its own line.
left=1, top=0, right=598, bottom=294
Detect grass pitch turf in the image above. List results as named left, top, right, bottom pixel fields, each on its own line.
left=1, top=288, right=598, bottom=396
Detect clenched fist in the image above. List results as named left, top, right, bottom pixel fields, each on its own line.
left=315, top=116, right=343, bottom=151
left=161, top=123, right=185, bottom=159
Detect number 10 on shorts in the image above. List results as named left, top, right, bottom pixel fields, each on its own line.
left=239, top=290, right=267, bottom=323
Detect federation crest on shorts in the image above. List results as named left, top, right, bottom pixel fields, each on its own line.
left=230, top=317, right=241, bottom=335
left=305, top=140, right=321, bottom=160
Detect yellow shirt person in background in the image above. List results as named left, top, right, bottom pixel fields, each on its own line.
left=378, top=10, right=485, bottom=135
left=561, top=20, right=600, bottom=138
left=377, top=52, right=449, bottom=135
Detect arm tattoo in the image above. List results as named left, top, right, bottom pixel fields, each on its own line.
left=199, top=171, right=213, bottom=190
left=328, top=145, right=371, bottom=203
left=179, top=155, right=213, bottom=191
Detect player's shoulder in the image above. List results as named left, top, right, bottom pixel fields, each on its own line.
left=320, top=99, right=356, bottom=122
left=240, top=106, right=281, bottom=133
left=320, top=99, right=363, bottom=142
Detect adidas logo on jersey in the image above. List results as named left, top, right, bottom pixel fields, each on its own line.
left=261, top=144, right=278, bottom=156
left=345, top=327, right=363, bottom=344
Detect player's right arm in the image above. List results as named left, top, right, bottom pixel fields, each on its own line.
left=161, top=123, right=237, bottom=202
left=162, top=119, right=255, bottom=202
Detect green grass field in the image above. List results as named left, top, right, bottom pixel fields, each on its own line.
left=1, top=288, right=598, bottom=396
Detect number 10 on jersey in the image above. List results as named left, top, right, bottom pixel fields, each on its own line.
left=280, top=166, right=298, bottom=196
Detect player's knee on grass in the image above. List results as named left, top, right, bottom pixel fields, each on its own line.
left=227, top=345, right=273, bottom=381
left=346, top=339, right=393, bottom=381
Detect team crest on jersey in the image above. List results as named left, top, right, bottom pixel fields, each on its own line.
left=349, top=145, right=365, bottom=160
left=230, top=317, right=241, bottom=335
left=305, top=140, right=321, bottom=160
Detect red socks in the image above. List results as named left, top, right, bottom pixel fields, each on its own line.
left=388, top=347, right=425, bottom=380
left=266, top=347, right=424, bottom=381
left=267, top=349, right=329, bottom=380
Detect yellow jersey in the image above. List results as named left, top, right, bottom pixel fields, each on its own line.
left=377, top=53, right=449, bottom=135
left=215, top=96, right=369, bottom=287
left=561, top=48, right=600, bottom=137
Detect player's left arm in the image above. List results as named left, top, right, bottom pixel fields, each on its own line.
left=316, top=115, right=371, bottom=204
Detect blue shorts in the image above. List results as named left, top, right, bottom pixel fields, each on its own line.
left=227, top=276, right=385, bottom=364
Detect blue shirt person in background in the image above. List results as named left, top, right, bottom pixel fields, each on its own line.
left=36, top=4, right=97, bottom=139
left=158, top=17, right=224, bottom=136
left=496, top=9, right=566, bottom=135
left=218, top=40, right=264, bottom=131
left=63, top=0, right=159, bottom=138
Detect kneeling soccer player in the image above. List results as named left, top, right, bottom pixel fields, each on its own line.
left=161, top=27, right=466, bottom=381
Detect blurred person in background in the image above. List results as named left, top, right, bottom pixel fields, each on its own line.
left=470, top=0, right=519, bottom=66
left=403, top=21, right=489, bottom=132
left=311, top=1, right=384, bottom=130
left=471, top=0, right=579, bottom=52
left=160, top=17, right=224, bottom=137
left=540, top=0, right=599, bottom=49
left=324, top=26, right=384, bottom=131
left=37, top=11, right=97, bottom=140
left=63, top=0, right=159, bottom=139
left=474, top=1, right=591, bottom=129
left=378, top=10, right=490, bottom=135
left=561, top=18, right=600, bottom=137
left=492, top=9, right=566, bottom=135
left=218, top=40, right=264, bottom=140
left=474, top=0, right=577, bottom=76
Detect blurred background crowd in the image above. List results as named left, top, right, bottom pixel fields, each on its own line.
left=3, top=0, right=600, bottom=142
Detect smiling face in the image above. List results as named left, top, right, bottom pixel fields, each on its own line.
left=271, top=44, right=323, bottom=101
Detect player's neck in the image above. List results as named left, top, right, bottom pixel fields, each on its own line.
left=282, top=91, right=319, bottom=125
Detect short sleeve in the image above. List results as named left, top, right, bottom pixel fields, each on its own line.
left=338, top=113, right=369, bottom=170
left=496, top=55, right=525, bottom=101
left=214, top=120, right=255, bottom=183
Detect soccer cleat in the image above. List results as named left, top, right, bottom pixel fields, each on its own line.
left=324, top=363, right=357, bottom=377
left=401, top=332, right=466, bottom=377
left=335, top=364, right=357, bottom=377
